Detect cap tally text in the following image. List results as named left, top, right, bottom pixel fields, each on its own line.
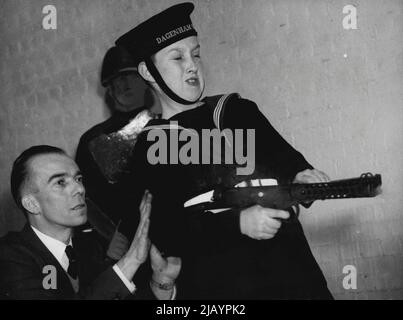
left=156, top=24, right=194, bottom=44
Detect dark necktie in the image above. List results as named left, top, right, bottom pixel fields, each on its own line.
left=65, top=245, right=78, bottom=279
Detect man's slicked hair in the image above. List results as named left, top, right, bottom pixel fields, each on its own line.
left=10, top=145, right=66, bottom=216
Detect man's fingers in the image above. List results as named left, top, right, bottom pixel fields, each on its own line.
left=142, top=203, right=151, bottom=224
left=263, top=219, right=282, bottom=231
left=134, top=209, right=150, bottom=240
left=300, top=172, right=318, bottom=183
left=254, top=232, right=275, bottom=240
left=140, top=217, right=150, bottom=238
left=119, top=237, right=129, bottom=246
left=150, top=244, right=164, bottom=264
left=150, top=244, right=160, bottom=255
left=114, top=232, right=128, bottom=242
left=139, top=198, right=152, bottom=227
left=134, top=191, right=152, bottom=241
left=140, top=193, right=152, bottom=219
left=318, top=170, right=331, bottom=182
left=112, top=241, right=128, bottom=250
left=264, top=208, right=290, bottom=220
left=309, top=169, right=330, bottom=182
left=112, top=220, right=122, bottom=237
left=110, top=242, right=125, bottom=250
left=136, top=219, right=150, bottom=255
left=135, top=237, right=150, bottom=262
left=139, top=191, right=147, bottom=213
left=138, top=217, right=150, bottom=250
left=166, top=256, right=181, bottom=266
left=308, top=170, right=324, bottom=183
left=139, top=190, right=151, bottom=214
left=113, top=241, right=129, bottom=250
left=295, top=169, right=331, bottom=183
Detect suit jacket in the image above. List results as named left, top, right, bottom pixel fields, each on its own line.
left=0, top=224, right=133, bottom=300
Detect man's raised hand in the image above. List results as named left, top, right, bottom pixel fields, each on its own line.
left=116, top=190, right=151, bottom=279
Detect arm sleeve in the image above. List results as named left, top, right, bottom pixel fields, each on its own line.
left=224, top=98, right=313, bottom=183
left=112, top=264, right=136, bottom=293
left=83, top=240, right=156, bottom=300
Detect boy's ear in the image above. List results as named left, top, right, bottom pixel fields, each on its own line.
left=138, top=61, right=156, bottom=83
left=21, top=194, right=40, bottom=215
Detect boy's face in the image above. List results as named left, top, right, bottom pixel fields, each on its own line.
left=153, top=36, right=205, bottom=103
left=111, top=72, right=147, bottom=111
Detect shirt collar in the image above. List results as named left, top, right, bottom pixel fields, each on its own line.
left=31, top=226, right=72, bottom=266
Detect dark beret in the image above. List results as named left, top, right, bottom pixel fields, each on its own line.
left=100, top=46, right=138, bottom=87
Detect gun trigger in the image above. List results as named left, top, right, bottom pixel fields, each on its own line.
left=212, top=188, right=222, bottom=201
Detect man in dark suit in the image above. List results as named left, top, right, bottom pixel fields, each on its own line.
left=0, top=145, right=180, bottom=300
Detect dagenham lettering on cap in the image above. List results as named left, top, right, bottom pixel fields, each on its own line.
left=115, top=2, right=197, bottom=64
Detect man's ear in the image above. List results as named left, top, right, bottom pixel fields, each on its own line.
left=21, top=194, right=40, bottom=215
left=138, top=61, right=155, bottom=83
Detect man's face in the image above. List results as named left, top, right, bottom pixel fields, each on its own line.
left=153, top=36, right=205, bottom=102
left=27, top=153, right=87, bottom=230
left=111, top=72, right=147, bottom=111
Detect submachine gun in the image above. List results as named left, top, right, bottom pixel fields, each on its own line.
left=185, top=173, right=382, bottom=219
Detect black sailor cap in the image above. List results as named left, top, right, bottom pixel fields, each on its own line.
left=115, top=2, right=197, bottom=64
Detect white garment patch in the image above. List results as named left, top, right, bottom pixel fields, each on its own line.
left=184, top=190, right=214, bottom=208
left=235, top=178, right=278, bottom=187
left=183, top=179, right=278, bottom=213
